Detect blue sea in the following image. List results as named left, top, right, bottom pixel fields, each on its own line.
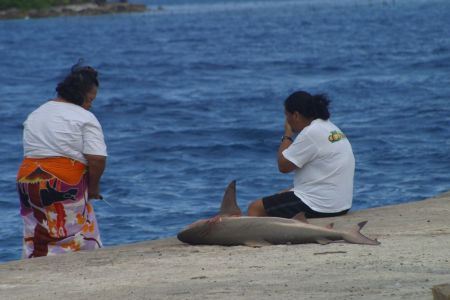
left=0, top=0, right=449, bottom=262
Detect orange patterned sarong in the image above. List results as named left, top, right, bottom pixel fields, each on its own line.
left=17, top=157, right=102, bottom=258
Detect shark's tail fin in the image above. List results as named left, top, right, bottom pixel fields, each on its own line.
left=342, top=221, right=380, bottom=245
left=219, top=180, right=242, bottom=216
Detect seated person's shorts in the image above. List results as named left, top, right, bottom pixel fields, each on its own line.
left=262, top=191, right=349, bottom=219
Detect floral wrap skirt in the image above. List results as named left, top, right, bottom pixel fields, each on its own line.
left=17, top=157, right=102, bottom=258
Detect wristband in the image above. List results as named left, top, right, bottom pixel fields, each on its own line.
left=281, top=135, right=293, bottom=142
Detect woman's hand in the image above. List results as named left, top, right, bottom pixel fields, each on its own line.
left=88, top=188, right=103, bottom=200
left=284, top=120, right=294, bottom=137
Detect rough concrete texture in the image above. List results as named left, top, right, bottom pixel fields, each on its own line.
left=1, top=191, right=449, bottom=300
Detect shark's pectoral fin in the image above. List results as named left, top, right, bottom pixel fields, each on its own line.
left=244, top=240, right=272, bottom=247
left=315, top=238, right=333, bottom=245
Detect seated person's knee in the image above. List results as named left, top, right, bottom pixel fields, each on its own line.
left=248, top=199, right=266, bottom=217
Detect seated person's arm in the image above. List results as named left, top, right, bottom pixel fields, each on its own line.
left=278, top=150, right=297, bottom=173
left=277, top=137, right=298, bottom=173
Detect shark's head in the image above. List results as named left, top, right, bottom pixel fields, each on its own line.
left=177, top=219, right=210, bottom=244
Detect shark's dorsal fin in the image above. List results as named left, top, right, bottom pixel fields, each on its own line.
left=292, top=212, right=308, bottom=223
left=219, top=180, right=242, bottom=216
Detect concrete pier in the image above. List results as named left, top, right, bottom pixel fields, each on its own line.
left=1, top=191, right=449, bottom=299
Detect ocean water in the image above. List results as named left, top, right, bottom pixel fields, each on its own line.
left=0, top=0, right=449, bottom=262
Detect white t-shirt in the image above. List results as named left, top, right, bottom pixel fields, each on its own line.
left=282, top=119, right=355, bottom=213
left=23, top=101, right=107, bottom=165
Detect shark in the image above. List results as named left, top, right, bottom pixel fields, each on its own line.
left=177, top=181, right=380, bottom=246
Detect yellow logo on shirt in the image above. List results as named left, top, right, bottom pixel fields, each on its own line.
left=328, top=131, right=346, bottom=143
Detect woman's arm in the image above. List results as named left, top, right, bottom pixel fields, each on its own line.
left=84, top=154, right=106, bottom=199
left=277, top=121, right=298, bottom=173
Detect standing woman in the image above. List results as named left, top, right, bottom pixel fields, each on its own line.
left=16, top=62, right=107, bottom=258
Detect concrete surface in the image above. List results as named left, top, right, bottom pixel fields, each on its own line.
left=1, top=191, right=449, bottom=299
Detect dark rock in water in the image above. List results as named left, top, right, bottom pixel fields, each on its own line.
left=0, top=2, right=147, bottom=20
left=0, top=8, right=26, bottom=20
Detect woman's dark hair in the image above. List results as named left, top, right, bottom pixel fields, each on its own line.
left=284, top=90, right=330, bottom=120
left=56, top=61, right=99, bottom=106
